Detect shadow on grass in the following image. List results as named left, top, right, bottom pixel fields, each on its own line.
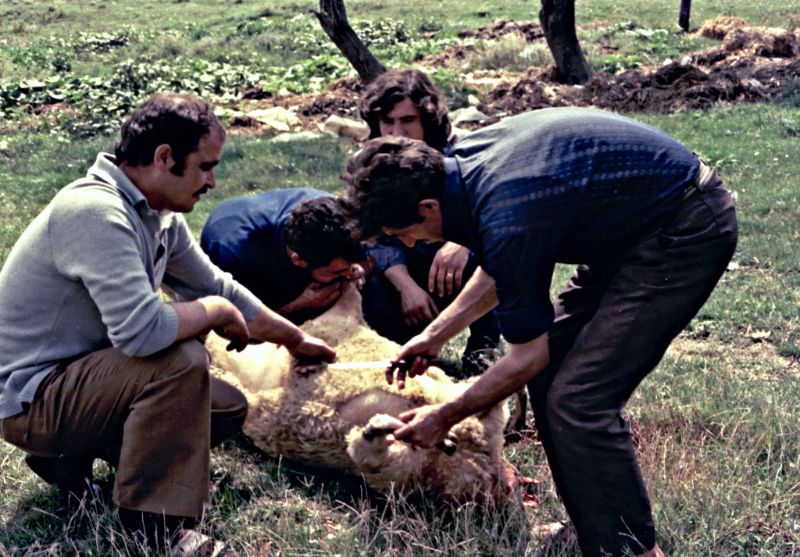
left=0, top=475, right=149, bottom=556
left=211, top=432, right=539, bottom=556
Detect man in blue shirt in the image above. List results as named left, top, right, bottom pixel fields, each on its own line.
left=342, top=107, right=738, bottom=557
left=201, top=189, right=365, bottom=324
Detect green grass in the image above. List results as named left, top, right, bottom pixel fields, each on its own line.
left=3, top=0, right=798, bottom=132
left=1, top=1, right=800, bottom=556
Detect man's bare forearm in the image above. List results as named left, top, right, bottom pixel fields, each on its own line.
left=441, top=334, right=549, bottom=424
left=173, top=296, right=303, bottom=348
left=171, top=296, right=234, bottom=341
left=384, top=264, right=419, bottom=293
left=425, top=267, right=498, bottom=343
left=247, top=305, right=304, bottom=348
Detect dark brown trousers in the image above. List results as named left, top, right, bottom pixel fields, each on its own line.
left=0, top=339, right=246, bottom=519
left=529, top=167, right=738, bottom=556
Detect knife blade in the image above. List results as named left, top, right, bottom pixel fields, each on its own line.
left=325, top=358, right=443, bottom=371
left=325, top=361, right=393, bottom=370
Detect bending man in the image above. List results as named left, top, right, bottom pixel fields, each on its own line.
left=201, top=190, right=364, bottom=325
left=343, top=107, right=738, bottom=557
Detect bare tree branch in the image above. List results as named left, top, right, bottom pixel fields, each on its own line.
left=679, top=0, right=692, bottom=32
left=313, top=0, right=386, bottom=84
left=539, top=0, right=592, bottom=84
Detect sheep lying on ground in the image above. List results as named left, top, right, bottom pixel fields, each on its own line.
left=207, top=284, right=513, bottom=502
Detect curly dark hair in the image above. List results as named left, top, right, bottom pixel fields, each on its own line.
left=342, top=136, right=445, bottom=240
left=114, top=92, right=225, bottom=176
left=359, top=69, right=451, bottom=152
left=285, top=196, right=365, bottom=269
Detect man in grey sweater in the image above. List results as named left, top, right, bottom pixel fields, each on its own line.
left=0, top=93, right=335, bottom=554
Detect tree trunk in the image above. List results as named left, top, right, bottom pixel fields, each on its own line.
left=313, top=0, right=386, bottom=84
left=539, top=0, right=592, bottom=84
left=679, top=0, right=692, bottom=32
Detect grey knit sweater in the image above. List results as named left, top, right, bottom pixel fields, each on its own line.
left=0, top=153, right=262, bottom=419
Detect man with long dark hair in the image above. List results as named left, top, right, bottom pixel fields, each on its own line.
left=359, top=69, right=499, bottom=376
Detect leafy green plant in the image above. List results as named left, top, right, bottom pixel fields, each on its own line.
left=463, top=33, right=551, bottom=72
left=597, top=53, right=643, bottom=73
left=428, top=68, right=479, bottom=109
left=588, top=20, right=711, bottom=72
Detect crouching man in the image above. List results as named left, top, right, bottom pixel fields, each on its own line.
left=200, top=189, right=365, bottom=325
left=358, top=69, right=499, bottom=376
left=0, top=93, right=335, bottom=554
left=342, top=107, right=738, bottom=557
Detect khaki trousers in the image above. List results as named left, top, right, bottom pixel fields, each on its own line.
left=0, top=339, right=246, bottom=519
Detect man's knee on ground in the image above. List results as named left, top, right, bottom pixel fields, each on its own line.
left=211, top=378, right=247, bottom=414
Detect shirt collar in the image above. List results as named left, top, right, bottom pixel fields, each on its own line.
left=87, top=153, right=169, bottom=223
left=440, top=157, right=479, bottom=252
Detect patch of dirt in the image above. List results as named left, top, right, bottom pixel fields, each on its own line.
left=426, top=19, right=544, bottom=69
left=233, top=76, right=364, bottom=132
left=697, top=16, right=751, bottom=40
left=423, top=44, right=480, bottom=68
left=457, top=19, right=544, bottom=42
left=230, top=17, right=800, bottom=134
left=484, top=17, right=800, bottom=115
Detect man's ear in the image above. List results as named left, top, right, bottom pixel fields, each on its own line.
left=417, top=198, right=440, bottom=217
left=288, top=249, right=309, bottom=269
left=153, top=143, right=174, bottom=170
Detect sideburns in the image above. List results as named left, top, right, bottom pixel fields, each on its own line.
left=168, top=157, right=186, bottom=177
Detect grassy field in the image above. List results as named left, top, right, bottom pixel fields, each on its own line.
left=1, top=1, right=799, bottom=556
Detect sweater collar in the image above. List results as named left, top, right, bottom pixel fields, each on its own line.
left=87, top=153, right=167, bottom=221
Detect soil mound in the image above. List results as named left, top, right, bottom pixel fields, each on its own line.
left=457, top=19, right=544, bottom=42
left=232, top=18, right=800, bottom=133
left=485, top=19, right=800, bottom=115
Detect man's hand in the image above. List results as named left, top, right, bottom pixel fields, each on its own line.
left=386, top=331, right=445, bottom=389
left=398, top=282, right=439, bottom=327
left=350, top=263, right=368, bottom=289
left=393, top=403, right=454, bottom=448
left=428, top=242, right=469, bottom=297
left=286, top=333, right=336, bottom=372
left=199, top=296, right=250, bottom=351
left=283, top=281, right=344, bottom=314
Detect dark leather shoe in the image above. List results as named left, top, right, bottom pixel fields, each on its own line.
left=25, top=453, right=95, bottom=500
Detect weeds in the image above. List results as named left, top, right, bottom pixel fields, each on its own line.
left=463, top=33, right=552, bottom=72
left=0, top=2, right=799, bottom=556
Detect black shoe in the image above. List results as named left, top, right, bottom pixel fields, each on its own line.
left=461, top=335, right=500, bottom=377
left=25, top=453, right=95, bottom=501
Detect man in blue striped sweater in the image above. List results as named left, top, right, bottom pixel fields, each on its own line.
left=343, top=107, right=738, bottom=557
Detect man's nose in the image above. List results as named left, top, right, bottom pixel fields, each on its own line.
left=206, top=170, right=216, bottom=188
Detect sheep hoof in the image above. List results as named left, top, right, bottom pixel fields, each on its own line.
left=362, top=414, right=404, bottom=440
left=436, top=434, right=458, bottom=455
